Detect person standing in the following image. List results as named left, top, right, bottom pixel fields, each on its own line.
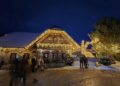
left=18, top=55, right=29, bottom=86
left=9, top=53, right=20, bottom=86
left=0, top=57, right=4, bottom=69
left=40, top=58, right=44, bottom=71
left=31, top=55, right=37, bottom=72
left=83, top=56, right=88, bottom=69
left=79, top=54, right=84, bottom=69
left=9, top=55, right=16, bottom=86
left=37, top=56, right=41, bottom=69
left=37, top=57, right=44, bottom=71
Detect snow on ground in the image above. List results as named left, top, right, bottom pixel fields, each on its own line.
left=72, top=58, right=97, bottom=69
left=96, top=65, right=116, bottom=71
left=111, top=61, right=120, bottom=71
left=71, top=58, right=120, bottom=72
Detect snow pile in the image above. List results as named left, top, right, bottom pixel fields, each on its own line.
left=96, top=65, right=113, bottom=71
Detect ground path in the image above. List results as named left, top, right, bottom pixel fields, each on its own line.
left=1, top=58, right=120, bottom=86
left=0, top=69, right=120, bottom=86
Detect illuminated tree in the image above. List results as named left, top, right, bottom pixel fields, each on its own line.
left=89, top=17, right=120, bottom=58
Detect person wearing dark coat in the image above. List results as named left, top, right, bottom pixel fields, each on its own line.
left=18, top=56, right=29, bottom=86
left=79, top=55, right=84, bottom=69
left=0, top=58, right=4, bottom=69
left=31, top=56, right=37, bottom=72
left=83, top=56, right=88, bottom=69
left=9, top=54, right=20, bottom=86
left=9, top=54, right=29, bottom=86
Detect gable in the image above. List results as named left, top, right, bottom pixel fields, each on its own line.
left=26, top=29, right=80, bottom=51
left=38, top=33, right=69, bottom=44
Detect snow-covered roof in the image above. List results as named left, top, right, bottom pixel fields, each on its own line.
left=0, top=32, right=40, bottom=48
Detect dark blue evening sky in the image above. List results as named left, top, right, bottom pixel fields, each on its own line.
left=0, top=0, right=120, bottom=43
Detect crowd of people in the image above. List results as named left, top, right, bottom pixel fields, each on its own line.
left=9, top=54, right=28, bottom=86
left=0, top=53, right=89, bottom=86
left=9, top=53, right=45, bottom=86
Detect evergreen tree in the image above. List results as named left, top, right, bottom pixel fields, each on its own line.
left=89, top=17, right=120, bottom=58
